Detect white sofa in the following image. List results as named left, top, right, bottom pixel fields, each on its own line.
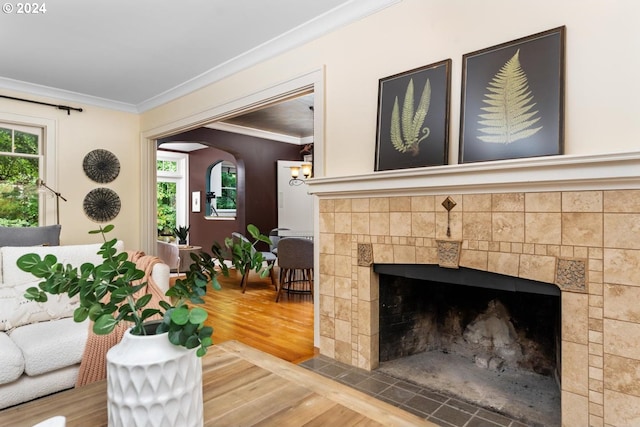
left=0, top=241, right=170, bottom=410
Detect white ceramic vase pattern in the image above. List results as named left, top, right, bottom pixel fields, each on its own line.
left=106, top=329, right=203, bottom=427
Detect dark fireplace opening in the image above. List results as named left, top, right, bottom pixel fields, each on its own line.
left=374, top=264, right=561, bottom=426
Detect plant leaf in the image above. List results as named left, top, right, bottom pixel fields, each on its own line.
left=477, top=49, right=543, bottom=144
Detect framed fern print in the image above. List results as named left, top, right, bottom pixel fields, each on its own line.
left=375, top=59, right=451, bottom=171
left=459, top=26, right=565, bottom=163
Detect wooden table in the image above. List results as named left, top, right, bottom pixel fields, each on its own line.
left=0, top=341, right=435, bottom=427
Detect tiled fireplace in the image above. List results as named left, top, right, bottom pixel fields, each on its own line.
left=308, top=152, right=640, bottom=427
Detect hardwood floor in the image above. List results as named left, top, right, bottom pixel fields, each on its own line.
left=198, top=267, right=316, bottom=364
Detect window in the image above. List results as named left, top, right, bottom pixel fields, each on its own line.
left=207, top=160, right=236, bottom=217
left=157, top=151, right=188, bottom=237
left=0, top=123, right=42, bottom=227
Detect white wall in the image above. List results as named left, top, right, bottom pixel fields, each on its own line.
left=142, top=0, right=640, bottom=178
left=0, top=90, right=141, bottom=246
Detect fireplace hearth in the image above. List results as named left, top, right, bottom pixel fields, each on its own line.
left=376, top=270, right=561, bottom=425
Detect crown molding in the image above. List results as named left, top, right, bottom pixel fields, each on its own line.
left=204, top=122, right=307, bottom=145
left=0, top=0, right=400, bottom=114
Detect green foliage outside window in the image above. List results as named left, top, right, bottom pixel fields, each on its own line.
left=0, top=127, right=40, bottom=227
left=157, top=181, right=177, bottom=235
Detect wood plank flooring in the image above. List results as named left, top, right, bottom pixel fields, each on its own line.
left=197, top=267, right=316, bottom=364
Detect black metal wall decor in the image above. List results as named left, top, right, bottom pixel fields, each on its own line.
left=83, top=149, right=120, bottom=183
left=83, top=188, right=121, bottom=222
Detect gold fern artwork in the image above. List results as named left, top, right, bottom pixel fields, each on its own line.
left=477, top=49, right=542, bottom=143
left=390, top=78, right=431, bottom=156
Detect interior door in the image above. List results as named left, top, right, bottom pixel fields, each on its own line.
left=277, top=160, right=313, bottom=231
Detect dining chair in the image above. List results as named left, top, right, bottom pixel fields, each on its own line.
left=268, top=227, right=290, bottom=255
left=275, top=237, right=314, bottom=302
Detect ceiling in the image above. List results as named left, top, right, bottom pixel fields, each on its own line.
left=1, top=0, right=395, bottom=114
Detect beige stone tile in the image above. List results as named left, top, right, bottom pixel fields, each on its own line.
left=526, top=192, right=561, bottom=212
left=562, top=341, right=589, bottom=395
left=519, top=253, right=556, bottom=283
left=334, top=199, right=352, bottom=213
left=604, top=318, right=640, bottom=359
left=369, top=212, right=390, bottom=236
left=334, top=297, right=351, bottom=322
left=416, top=246, right=438, bottom=265
left=492, top=193, right=524, bottom=211
left=411, top=195, right=435, bottom=212
left=563, top=292, right=589, bottom=345
left=462, top=194, right=491, bottom=212
left=319, top=336, right=335, bottom=359
left=412, top=212, right=436, bottom=238
left=334, top=318, right=352, bottom=343
left=487, top=251, right=519, bottom=277
left=319, top=315, right=335, bottom=338
left=562, top=213, right=603, bottom=247
left=525, top=212, right=562, bottom=244
left=589, top=318, right=604, bottom=333
left=357, top=333, right=379, bottom=370
left=604, top=390, right=640, bottom=426
left=462, top=212, right=492, bottom=241
left=370, top=197, right=390, bottom=212
left=372, top=243, right=394, bottom=263
left=358, top=300, right=378, bottom=335
left=319, top=199, right=335, bottom=213
left=334, top=276, right=351, bottom=300
left=334, top=212, right=352, bottom=234
left=436, top=211, right=462, bottom=240
left=351, top=198, right=370, bottom=213
left=319, top=254, right=335, bottom=276
left=334, top=339, right=352, bottom=364
left=604, top=353, right=640, bottom=396
left=319, top=273, right=335, bottom=297
left=561, top=391, right=589, bottom=427
left=357, top=267, right=378, bottom=302
left=563, top=191, right=603, bottom=212
left=492, top=212, right=524, bottom=242
left=334, top=254, right=351, bottom=278
left=319, top=212, right=335, bottom=233
left=390, top=196, right=411, bottom=211
left=604, top=249, right=640, bottom=287
left=351, top=212, right=369, bottom=235
left=604, top=190, right=640, bottom=212
left=604, top=284, right=640, bottom=323
left=319, top=295, right=335, bottom=317
left=389, top=212, right=411, bottom=236
left=459, top=249, right=488, bottom=271
left=590, top=401, right=604, bottom=418
left=334, top=233, right=352, bottom=256
left=393, top=245, right=416, bottom=264
left=604, top=213, right=640, bottom=250
left=319, top=232, right=335, bottom=255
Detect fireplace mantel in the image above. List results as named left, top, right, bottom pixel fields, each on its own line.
left=307, top=151, right=640, bottom=197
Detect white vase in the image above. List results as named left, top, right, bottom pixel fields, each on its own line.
left=106, top=328, right=203, bottom=427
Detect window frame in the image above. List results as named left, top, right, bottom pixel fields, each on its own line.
left=156, top=150, right=188, bottom=230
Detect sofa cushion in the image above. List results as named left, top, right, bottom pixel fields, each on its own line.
left=9, top=317, right=88, bottom=376
left=0, top=332, right=24, bottom=385
left=0, top=280, right=79, bottom=331
left=0, top=225, right=61, bottom=247
left=0, top=241, right=125, bottom=330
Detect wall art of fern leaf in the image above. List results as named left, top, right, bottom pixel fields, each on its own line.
left=477, top=49, right=542, bottom=144
left=390, top=77, right=431, bottom=155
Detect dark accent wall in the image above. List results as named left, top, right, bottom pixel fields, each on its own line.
left=159, top=128, right=302, bottom=254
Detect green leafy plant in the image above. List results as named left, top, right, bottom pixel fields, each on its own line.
left=390, top=77, right=432, bottom=156
left=217, top=224, right=273, bottom=283
left=174, top=225, right=190, bottom=244
left=477, top=49, right=542, bottom=144
left=16, top=224, right=222, bottom=357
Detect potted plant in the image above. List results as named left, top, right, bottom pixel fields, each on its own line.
left=174, top=225, right=190, bottom=245
left=16, top=224, right=222, bottom=427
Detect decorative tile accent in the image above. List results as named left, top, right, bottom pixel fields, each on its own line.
left=436, top=240, right=461, bottom=268
left=357, top=243, right=373, bottom=266
left=556, top=258, right=588, bottom=292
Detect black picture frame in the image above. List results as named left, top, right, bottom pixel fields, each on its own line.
left=459, top=26, right=565, bottom=164
left=375, top=59, right=451, bottom=171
